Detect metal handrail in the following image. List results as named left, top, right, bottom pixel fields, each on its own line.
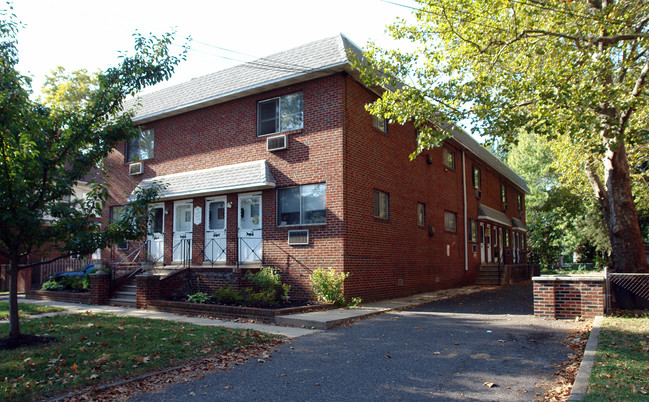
left=195, top=238, right=229, bottom=268
left=239, top=236, right=263, bottom=264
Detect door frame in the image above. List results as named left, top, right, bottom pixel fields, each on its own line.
left=237, top=192, right=262, bottom=263
left=205, top=196, right=227, bottom=263
left=147, top=202, right=165, bottom=263
left=173, top=200, right=193, bottom=263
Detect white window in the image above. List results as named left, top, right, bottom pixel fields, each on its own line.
left=258, top=93, right=303, bottom=136
left=444, top=211, right=457, bottom=233
left=277, top=183, right=326, bottom=226
left=374, top=190, right=390, bottom=220
left=372, top=115, right=387, bottom=133
left=126, top=129, right=154, bottom=162
left=417, top=203, right=426, bottom=226
left=443, top=148, right=455, bottom=170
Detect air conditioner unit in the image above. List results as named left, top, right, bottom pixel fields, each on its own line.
left=475, top=189, right=482, bottom=199
left=129, top=162, right=143, bottom=176
left=502, top=203, right=508, bottom=211
left=267, top=135, right=288, bottom=152
left=288, top=229, right=309, bottom=245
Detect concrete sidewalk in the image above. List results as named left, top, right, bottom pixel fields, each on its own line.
left=2, top=285, right=496, bottom=337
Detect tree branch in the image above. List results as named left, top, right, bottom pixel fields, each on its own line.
left=18, top=252, right=78, bottom=270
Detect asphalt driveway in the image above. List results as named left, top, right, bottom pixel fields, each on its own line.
left=133, top=284, right=581, bottom=401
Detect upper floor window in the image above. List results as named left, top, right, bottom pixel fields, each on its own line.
left=444, top=211, right=457, bottom=233
left=277, top=183, right=326, bottom=226
left=374, top=190, right=390, bottom=220
left=501, top=183, right=507, bottom=203
left=417, top=202, right=426, bottom=226
left=372, top=115, right=387, bottom=133
left=468, top=218, right=477, bottom=242
left=517, top=194, right=523, bottom=210
left=472, top=166, right=481, bottom=189
left=126, top=129, right=154, bottom=162
left=258, top=93, right=303, bottom=136
left=443, top=148, right=455, bottom=170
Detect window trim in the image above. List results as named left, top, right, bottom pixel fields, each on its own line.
left=372, top=115, right=387, bottom=133
left=126, top=129, right=154, bottom=163
left=417, top=202, right=426, bottom=227
left=444, top=210, right=457, bottom=233
left=373, top=190, right=390, bottom=220
left=472, top=165, right=481, bottom=189
left=276, top=183, right=327, bottom=227
left=443, top=147, right=456, bottom=170
left=257, top=92, right=304, bottom=137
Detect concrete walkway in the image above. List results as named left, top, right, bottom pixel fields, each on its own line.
left=2, top=285, right=497, bottom=338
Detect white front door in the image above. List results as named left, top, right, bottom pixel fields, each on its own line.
left=173, top=200, right=193, bottom=263
left=147, top=203, right=165, bottom=262
left=480, top=223, right=485, bottom=263
left=486, top=224, right=492, bottom=263
left=238, top=193, right=262, bottom=263
left=205, top=197, right=227, bottom=263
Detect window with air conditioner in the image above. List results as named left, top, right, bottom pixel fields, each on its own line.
left=126, top=129, right=154, bottom=162
left=258, top=93, right=303, bottom=136
left=288, top=229, right=309, bottom=245
left=267, top=135, right=287, bottom=151
left=277, top=183, right=326, bottom=226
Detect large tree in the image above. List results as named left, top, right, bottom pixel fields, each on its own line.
left=0, top=10, right=185, bottom=340
left=354, top=0, right=649, bottom=273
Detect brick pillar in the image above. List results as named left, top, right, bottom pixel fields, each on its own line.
left=18, top=267, right=32, bottom=292
left=89, top=271, right=111, bottom=305
left=533, top=278, right=556, bottom=319
left=137, top=274, right=160, bottom=309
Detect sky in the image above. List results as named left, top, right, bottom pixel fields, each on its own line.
left=13, top=0, right=418, bottom=96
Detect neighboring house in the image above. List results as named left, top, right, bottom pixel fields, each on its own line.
left=102, top=35, right=530, bottom=302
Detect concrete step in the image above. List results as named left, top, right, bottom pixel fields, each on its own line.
left=108, top=297, right=136, bottom=307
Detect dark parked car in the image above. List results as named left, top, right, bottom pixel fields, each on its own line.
left=53, top=263, right=96, bottom=280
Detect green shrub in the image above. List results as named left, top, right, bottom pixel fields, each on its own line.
left=212, top=286, right=244, bottom=304
left=245, top=266, right=291, bottom=303
left=310, top=267, right=361, bottom=307
left=41, top=279, right=63, bottom=291
left=244, top=289, right=277, bottom=307
left=58, top=276, right=87, bottom=291
left=187, top=292, right=210, bottom=304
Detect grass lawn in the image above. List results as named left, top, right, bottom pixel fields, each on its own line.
left=586, top=314, right=649, bottom=400
left=0, top=313, right=278, bottom=400
left=0, top=302, right=64, bottom=318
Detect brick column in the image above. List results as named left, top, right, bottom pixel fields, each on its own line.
left=533, top=278, right=556, bottom=319
left=18, top=267, right=32, bottom=292
left=137, top=274, right=160, bottom=309
left=533, top=276, right=605, bottom=319
left=89, top=271, right=111, bottom=305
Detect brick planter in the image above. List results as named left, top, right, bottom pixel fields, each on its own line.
left=533, top=276, right=605, bottom=319
left=89, top=272, right=111, bottom=305
left=26, top=289, right=91, bottom=304
left=147, top=300, right=331, bottom=323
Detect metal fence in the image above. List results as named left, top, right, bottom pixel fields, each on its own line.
left=607, top=271, right=649, bottom=310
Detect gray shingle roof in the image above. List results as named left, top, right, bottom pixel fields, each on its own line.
left=129, top=160, right=275, bottom=201
left=128, top=34, right=360, bottom=123
left=128, top=34, right=528, bottom=195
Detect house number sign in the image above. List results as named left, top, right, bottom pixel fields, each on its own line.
left=194, top=206, right=202, bottom=225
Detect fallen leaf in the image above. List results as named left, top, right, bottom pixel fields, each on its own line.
left=484, top=382, right=497, bottom=388
left=384, top=355, right=392, bottom=358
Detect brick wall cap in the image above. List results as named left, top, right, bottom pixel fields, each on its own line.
left=532, top=275, right=604, bottom=282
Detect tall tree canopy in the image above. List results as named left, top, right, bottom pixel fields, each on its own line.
left=40, top=66, right=99, bottom=110
left=0, top=8, right=186, bottom=339
left=355, top=0, right=649, bottom=273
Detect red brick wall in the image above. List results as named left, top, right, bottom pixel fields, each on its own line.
left=533, top=277, right=604, bottom=319
left=26, top=289, right=91, bottom=304
left=103, top=71, right=527, bottom=303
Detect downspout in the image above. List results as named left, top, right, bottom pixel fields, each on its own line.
left=462, top=151, right=468, bottom=271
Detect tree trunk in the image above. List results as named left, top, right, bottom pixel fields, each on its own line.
left=8, top=253, right=21, bottom=338
left=601, top=139, right=648, bottom=273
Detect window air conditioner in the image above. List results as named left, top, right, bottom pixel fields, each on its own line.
left=502, top=203, right=508, bottom=211
left=288, top=229, right=309, bottom=245
left=475, top=189, right=482, bottom=199
left=129, top=162, right=144, bottom=176
left=267, top=135, right=288, bottom=152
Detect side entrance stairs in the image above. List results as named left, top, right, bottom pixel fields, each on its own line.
left=108, top=278, right=137, bottom=307
left=475, top=264, right=503, bottom=285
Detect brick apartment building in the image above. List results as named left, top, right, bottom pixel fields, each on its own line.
left=103, top=35, right=530, bottom=302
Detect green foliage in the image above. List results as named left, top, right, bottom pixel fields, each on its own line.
left=0, top=8, right=187, bottom=337
left=212, top=286, right=244, bottom=305
left=187, top=292, right=210, bottom=304
left=41, top=279, right=63, bottom=291
left=40, top=67, right=99, bottom=111
left=245, top=266, right=291, bottom=303
left=244, top=288, right=277, bottom=307
left=310, top=267, right=360, bottom=307
left=0, top=313, right=276, bottom=400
